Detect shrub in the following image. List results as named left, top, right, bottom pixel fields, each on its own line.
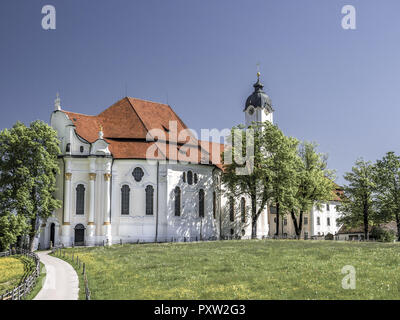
left=370, top=226, right=396, bottom=242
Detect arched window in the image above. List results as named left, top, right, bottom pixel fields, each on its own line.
left=241, top=197, right=246, bottom=223
left=229, top=197, right=234, bottom=222
left=76, top=184, right=85, bottom=215
left=182, top=172, right=186, bottom=183
left=121, top=185, right=130, bottom=215
left=145, top=185, right=154, bottom=215
left=132, top=167, right=144, bottom=182
left=174, top=186, right=181, bottom=216
left=199, top=189, right=205, bottom=217
left=194, top=173, right=198, bottom=184
left=212, top=191, right=216, bottom=219
left=66, top=143, right=71, bottom=153
left=187, top=171, right=193, bottom=185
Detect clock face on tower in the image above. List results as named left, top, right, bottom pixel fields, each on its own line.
left=248, top=107, right=254, bottom=115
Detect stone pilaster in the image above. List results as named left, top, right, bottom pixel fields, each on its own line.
left=103, top=172, right=112, bottom=245
left=61, top=172, right=72, bottom=246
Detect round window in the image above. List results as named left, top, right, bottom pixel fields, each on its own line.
left=132, top=167, right=144, bottom=182
left=248, top=107, right=254, bottom=115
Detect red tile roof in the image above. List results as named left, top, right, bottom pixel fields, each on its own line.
left=63, top=97, right=224, bottom=169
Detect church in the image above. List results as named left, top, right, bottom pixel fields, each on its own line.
left=38, top=75, right=340, bottom=248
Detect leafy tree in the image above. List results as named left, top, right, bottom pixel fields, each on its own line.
left=222, top=121, right=298, bottom=238
left=0, top=212, right=27, bottom=251
left=337, top=159, right=376, bottom=240
left=289, top=142, right=336, bottom=239
left=0, top=121, right=61, bottom=251
left=374, top=151, right=400, bottom=240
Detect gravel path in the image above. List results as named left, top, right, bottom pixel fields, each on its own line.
left=34, top=251, right=79, bottom=300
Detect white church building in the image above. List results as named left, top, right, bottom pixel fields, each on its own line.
left=38, top=75, right=340, bottom=248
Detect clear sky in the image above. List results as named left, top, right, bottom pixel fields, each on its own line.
left=1, top=0, right=399, bottom=184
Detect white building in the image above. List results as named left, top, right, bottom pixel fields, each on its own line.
left=38, top=74, right=340, bottom=248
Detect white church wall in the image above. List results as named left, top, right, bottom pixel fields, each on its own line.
left=110, top=159, right=159, bottom=243
left=166, top=163, right=217, bottom=241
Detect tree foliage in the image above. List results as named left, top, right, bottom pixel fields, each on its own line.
left=0, top=121, right=61, bottom=251
left=337, top=159, right=376, bottom=240
left=289, top=142, right=336, bottom=238
left=222, top=121, right=299, bottom=238
left=374, top=151, right=400, bottom=240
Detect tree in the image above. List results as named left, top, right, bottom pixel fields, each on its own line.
left=337, top=159, right=376, bottom=240
left=222, top=121, right=298, bottom=238
left=0, top=121, right=61, bottom=251
left=374, top=151, right=400, bottom=241
left=289, top=142, right=336, bottom=239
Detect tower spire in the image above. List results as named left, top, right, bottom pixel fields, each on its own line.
left=54, top=93, right=61, bottom=111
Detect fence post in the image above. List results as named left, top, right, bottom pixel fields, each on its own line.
left=120, top=239, right=122, bottom=245
left=82, top=263, right=85, bottom=275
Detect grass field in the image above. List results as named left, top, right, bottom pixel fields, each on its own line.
left=57, top=240, right=400, bottom=300
left=0, top=256, right=25, bottom=294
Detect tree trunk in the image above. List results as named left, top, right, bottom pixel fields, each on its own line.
left=251, top=195, right=257, bottom=239
left=275, top=203, right=280, bottom=236
left=395, top=212, right=400, bottom=242
left=290, top=210, right=301, bottom=239
left=363, top=201, right=369, bottom=241
left=298, top=211, right=303, bottom=239
left=28, top=215, right=38, bottom=252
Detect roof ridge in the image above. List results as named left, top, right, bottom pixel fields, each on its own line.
left=63, top=110, right=97, bottom=117
left=127, top=96, right=170, bottom=106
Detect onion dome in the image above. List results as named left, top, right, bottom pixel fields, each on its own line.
left=244, top=72, right=273, bottom=112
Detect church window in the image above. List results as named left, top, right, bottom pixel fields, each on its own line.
left=317, top=217, right=320, bottom=225
left=76, top=184, right=85, bottom=215
left=132, top=167, right=144, bottom=182
left=121, top=185, right=130, bottom=215
left=229, top=197, right=235, bottom=222
left=194, top=173, right=198, bottom=184
left=145, top=185, right=154, bottom=215
left=248, top=107, right=254, bottom=115
left=174, top=186, right=181, bottom=216
left=66, top=143, right=71, bottom=153
left=304, top=216, right=308, bottom=225
left=327, top=217, right=331, bottom=226
left=182, top=172, right=186, bottom=183
left=212, top=191, right=216, bottom=219
left=80, top=146, right=84, bottom=153
left=199, top=189, right=205, bottom=217
left=327, top=204, right=330, bottom=211
left=284, top=218, right=287, bottom=226
left=241, top=197, right=246, bottom=223
left=187, top=171, right=193, bottom=185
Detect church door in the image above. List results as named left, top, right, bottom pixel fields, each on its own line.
left=74, top=224, right=85, bottom=246
left=50, top=223, right=55, bottom=247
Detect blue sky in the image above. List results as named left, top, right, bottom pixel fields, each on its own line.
left=1, top=0, right=399, bottom=184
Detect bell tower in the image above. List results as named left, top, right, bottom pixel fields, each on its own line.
left=244, top=72, right=274, bottom=127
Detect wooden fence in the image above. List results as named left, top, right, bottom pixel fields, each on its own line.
left=0, top=249, right=41, bottom=300
left=52, top=247, right=91, bottom=300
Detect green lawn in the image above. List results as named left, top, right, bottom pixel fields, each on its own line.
left=0, top=256, right=25, bottom=294
left=56, top=240, right=400, bottom=300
